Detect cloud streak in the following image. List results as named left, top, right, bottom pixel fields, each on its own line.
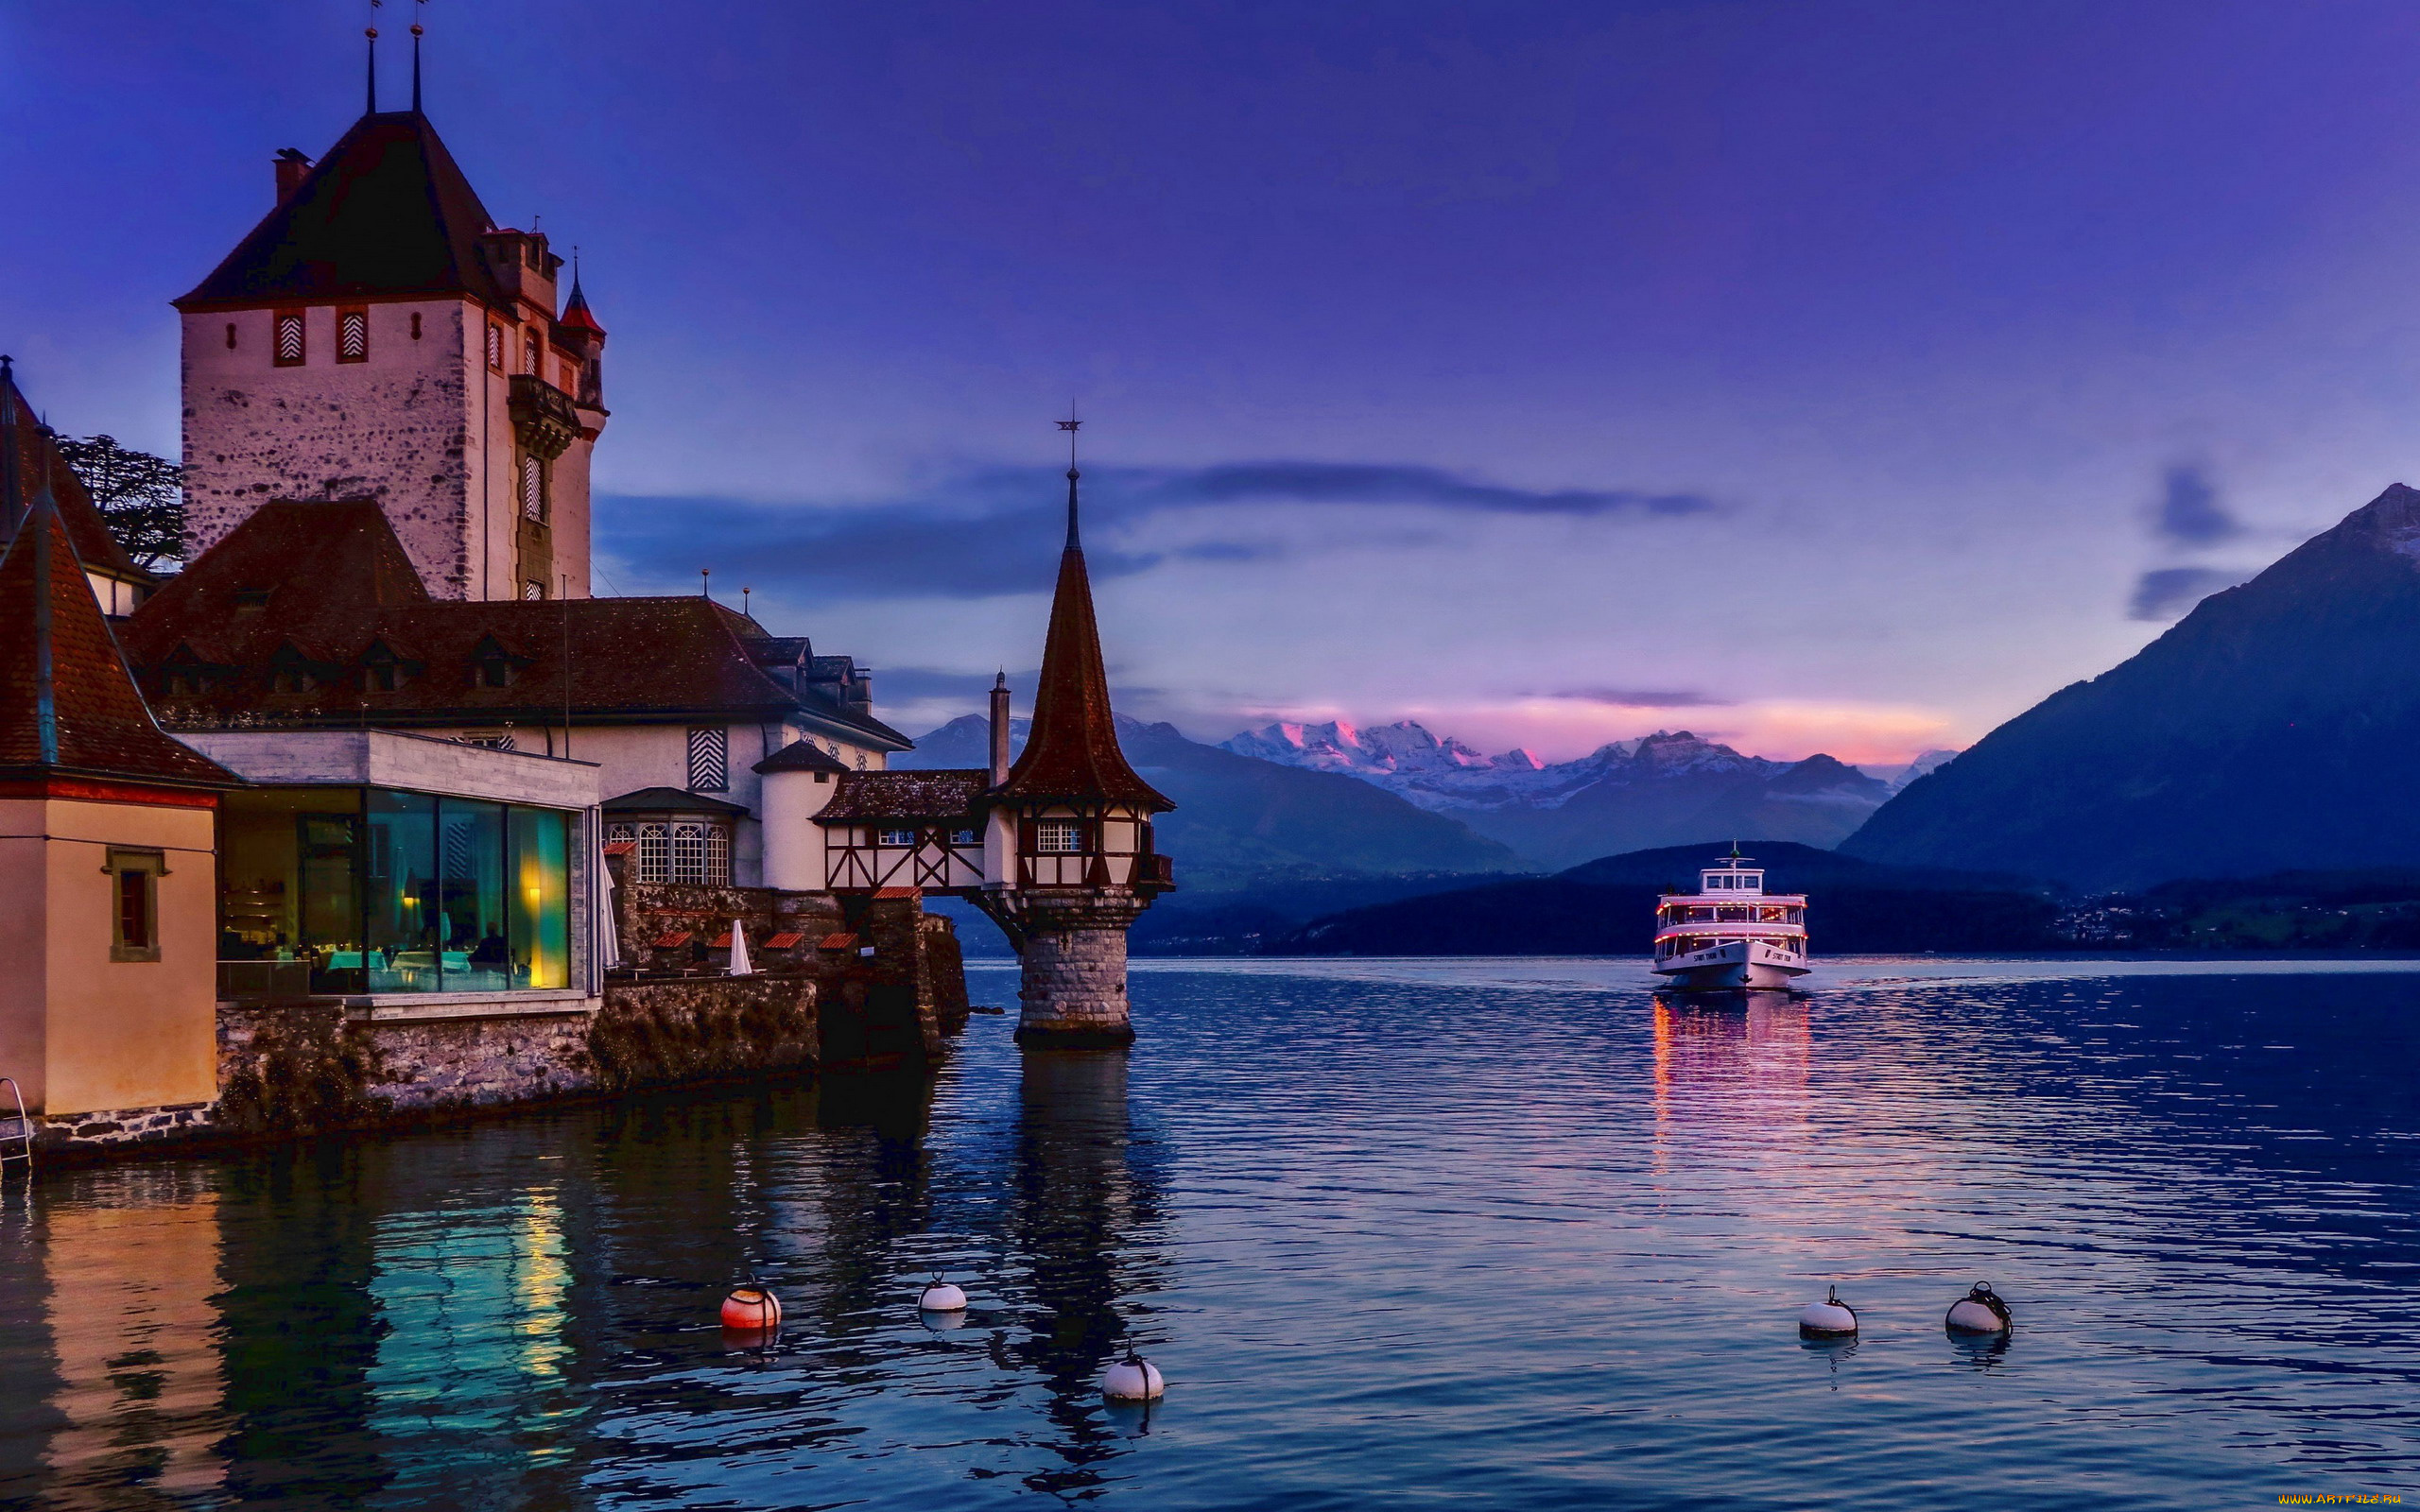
left=2129, top=566, right=2250, bottom=621
left=599, top=460, right=1716, bottom=603
left=2152, top=464, right=2241, bottom=546
left=1529, top=687, right=1733, bottom=708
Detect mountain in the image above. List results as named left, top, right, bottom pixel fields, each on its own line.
left=1845, top=483, right=2420, bottom=891
left=1227, top=722, right=1893, bottom=868
left=1857, top=748, right=1961, bottom=793
left=898, top=713, right=1523, bottom=890
left=1268, top=841, right=2060, bottom=956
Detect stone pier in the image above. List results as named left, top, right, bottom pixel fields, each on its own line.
left=1012, top=890, right=1150, bottom=1047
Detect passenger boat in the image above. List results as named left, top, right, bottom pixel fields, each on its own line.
left=1651, top=847, right=1809, bottom=991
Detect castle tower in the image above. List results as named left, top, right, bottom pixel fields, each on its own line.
left=173, top=69, right=607, bottom=601
left=977, top=436, right=1174, bottom=1046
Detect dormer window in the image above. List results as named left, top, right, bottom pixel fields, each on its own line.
left=233, top=588, right=269, bottom=611
left=161, top=645, right=212, bottom=697
left=273, top=309, right=305, bottom=367
left=268, top=645, right=319, bottom=695
left=337, top=307, right=368, bottom=363
left=361, top=642, right=411, bottom=693
left=471, top=635, right=520, bottom=689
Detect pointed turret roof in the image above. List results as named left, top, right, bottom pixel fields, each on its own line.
left=0, top=487, right=234, bottom=792
left=175, top=111, right=507, bottom=311
left=997, top=467, right=1170, bottom=810
left=557, top=273, right=605, bottom=335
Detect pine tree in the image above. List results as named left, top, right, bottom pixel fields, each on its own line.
left=53, top=434, right=184, bottom=571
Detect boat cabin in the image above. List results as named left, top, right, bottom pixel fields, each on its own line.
left=1653, top=851, right=1807, bottom=964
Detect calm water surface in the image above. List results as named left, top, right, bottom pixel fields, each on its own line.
left=2, top=957, right=2416, bottom=1509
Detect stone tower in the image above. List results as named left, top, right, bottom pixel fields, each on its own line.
left=975, top=448, right=1175, bottom=1046
left=173, top=87, right=607, bottom=602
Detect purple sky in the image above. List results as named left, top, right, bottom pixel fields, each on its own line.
left=10, top=1, right=2420, bottom=760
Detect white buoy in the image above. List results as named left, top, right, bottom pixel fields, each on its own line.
left=1945, top=1282, right=2013, bottom=1335
left=1100, top=1349, right=1166, bottom=1401
left=918, top=1279, right=969, bottom=1313
left=1798, top=1284, right=1858, bottom=1337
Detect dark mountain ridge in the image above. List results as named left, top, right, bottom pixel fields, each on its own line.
left=1845, top=483, right=2420, bottom=891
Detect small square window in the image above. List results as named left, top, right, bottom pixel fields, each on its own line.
left=337, top=307, right=369, bottom=362
left=273, top=310, right=305, bottom=367
left=521, top=581, right=544, bottom=601
left=878, top=828, right=917, bottom=847
left=950, top=828, right=977, bottom=845
left=106, top=850, right=164, bottom=963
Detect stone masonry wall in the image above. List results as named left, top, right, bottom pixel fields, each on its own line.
left=1012, top=889, right=1150, bottom=1046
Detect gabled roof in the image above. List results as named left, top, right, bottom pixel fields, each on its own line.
left=120, top=498, right=912, bottom=746
left=816, top=770, right=989, bottom=821
left=0, top=369, right=150, bottom=586
left=753, top=738, right=849, bottom=774
left=175, top=111, right=507, bottom=311
left=0, top=495, right=234, bottom=792
left=996, top=470, right=1170, bottom=810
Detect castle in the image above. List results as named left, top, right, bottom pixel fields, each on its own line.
left=0, top=54, right=1172, bottom=1150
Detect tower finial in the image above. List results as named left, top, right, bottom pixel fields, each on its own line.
left=1056, top=406, right=1082, bottom=552
left=0, top=354, right=21, bottom=541
left=366, top=1, right=382, bottom=113
left=411, top=0, right=425, bottom=112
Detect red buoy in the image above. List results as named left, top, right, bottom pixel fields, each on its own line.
left=720, top=1285, right=782, bottom=1331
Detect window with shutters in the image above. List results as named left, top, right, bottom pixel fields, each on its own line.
left=687, top=727, right=730, bottom=792
left=487, top=322, right=506, bottom=370
left=521, top=581, right=544, bottom=601
left=524, top=330, right=542, bottom=374
left=337, top=307, right=368, bottom=363
left=274, top=310, right=305, bottom=367
left=520, top=454, right=545, bottom=521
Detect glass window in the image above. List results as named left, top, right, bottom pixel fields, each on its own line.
left=439, top=800, right=508, bottom=992
left=878, top=828, right=916, bottom=846
left=365, top=790, right=437, bottom=992
left=637, top=822, right=669, bottom=884
left=510, top=808, right=570, bottom=989
left=1034, top=821, right=1084, bottom=854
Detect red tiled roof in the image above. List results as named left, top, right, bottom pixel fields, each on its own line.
left=763, top=931, right=804, bottom=949
left=817, top=933, right=856, bottom=951
left=557, top=277, right=605, bottom=335
left=651, top=931, right=693, bottom=949
left=122, top=502, right=908, bottom=740
left=3, top=373, right=149, bottom=586
left=0, top=502, right=235, bottom=791
left=176, top=112, right=512, bottom=311
left=816, top=770, right=987, bottom=820
left=996, top=476, right=1169, bottom=810
left=873, top=886, right=920, bottom=900
left=601, top=839, right=638, bottom=856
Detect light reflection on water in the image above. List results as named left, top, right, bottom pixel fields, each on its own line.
left=1, top=957, right=2416, bottom=1509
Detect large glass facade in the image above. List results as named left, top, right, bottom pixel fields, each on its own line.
left=220, top=787, right=578, bottom=997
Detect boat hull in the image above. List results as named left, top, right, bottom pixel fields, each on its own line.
left=1652, top=939, right=1808, bottom=992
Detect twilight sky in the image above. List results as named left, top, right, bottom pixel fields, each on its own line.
left=10, top=1, right=2420, bottom=760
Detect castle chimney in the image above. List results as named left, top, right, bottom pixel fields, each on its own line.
left=989, top=672, right=1012, bottom=785
left=274, top=148, right=313, bottom=204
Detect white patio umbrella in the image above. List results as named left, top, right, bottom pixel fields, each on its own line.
left=728, top=919, right=754, bottom=976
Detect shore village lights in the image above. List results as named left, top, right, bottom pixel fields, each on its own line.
left=0, top=34, right=1175, bottom=1148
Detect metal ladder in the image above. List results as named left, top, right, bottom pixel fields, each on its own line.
left=0, top=1078, right=30, bottom=1176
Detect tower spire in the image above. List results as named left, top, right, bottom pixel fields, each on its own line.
left=365, top=7, right=380, bottom=114
left=1057, top=408, right=1082, bottom=551
left=411, top=1, right=424, bottom=113
left=0, top=355, right=22, bottom=543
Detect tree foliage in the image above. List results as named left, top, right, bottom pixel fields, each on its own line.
left=53, top=433, right=184, bottom=571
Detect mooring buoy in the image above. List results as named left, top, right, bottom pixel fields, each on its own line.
left=1798, top=1284, right=1858, bottom=1338
left=1100, top=1348, right=1166, bottom=1401
left=1945, top=1282, right=2012, bottom=1335
left=919, top=1278, right=969, bottom=1313
left=719, top=1284, right=782, bottom=1331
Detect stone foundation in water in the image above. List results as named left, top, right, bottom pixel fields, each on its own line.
left=26, top=882, right=973, bottom=1161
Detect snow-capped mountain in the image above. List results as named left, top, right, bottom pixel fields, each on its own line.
left=1856, top=748, right=1961, bottom=794
left=1222, top=721, right=1900, bottom=868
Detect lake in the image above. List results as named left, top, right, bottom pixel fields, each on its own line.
left=2, top=956, right=2416, bottom=1509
